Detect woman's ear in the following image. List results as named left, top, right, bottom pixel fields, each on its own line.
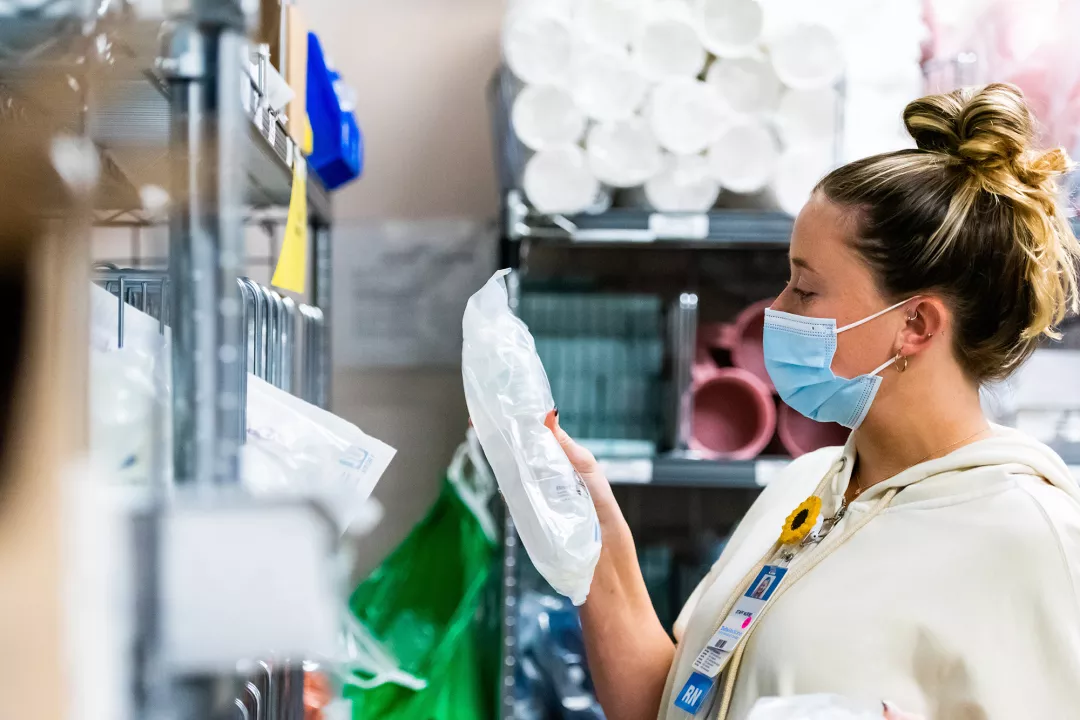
left=898, top=297, right=947, bottom=358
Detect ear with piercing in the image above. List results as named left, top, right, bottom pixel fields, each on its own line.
left=906, top=306, right=934, bottom=339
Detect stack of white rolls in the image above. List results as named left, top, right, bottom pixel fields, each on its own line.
left=504, top=0, right=926, bottom=217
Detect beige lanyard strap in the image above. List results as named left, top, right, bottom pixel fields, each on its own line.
left=711, top=485, right=899, bottom=719
left=692, top=457, right=844, bottom=663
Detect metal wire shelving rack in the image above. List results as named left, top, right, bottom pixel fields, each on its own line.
left=3, top=2, right=339, bottom=718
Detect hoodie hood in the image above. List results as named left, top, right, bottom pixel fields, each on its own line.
left=826, top=424, right=1080, bottom=510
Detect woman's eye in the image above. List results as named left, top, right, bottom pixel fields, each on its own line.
left=792, top=288, right=815, bottom=300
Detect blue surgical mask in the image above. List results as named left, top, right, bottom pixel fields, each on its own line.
left=763, top=299, right=913, bottom=429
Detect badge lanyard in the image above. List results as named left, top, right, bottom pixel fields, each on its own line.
left=673, top=558, right=792, bottom=715
left=673, top=480, right=900, bottom=718
left=673, top=493, right=850, bottom=716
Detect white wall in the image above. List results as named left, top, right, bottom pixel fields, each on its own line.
left=303, top=0, right=506, bottom=575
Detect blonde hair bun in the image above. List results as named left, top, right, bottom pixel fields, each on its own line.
left=903, top=83, right=1033, bottom=167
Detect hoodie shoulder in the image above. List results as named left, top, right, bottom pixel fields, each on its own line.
left=1015, top=476, right=1080, bottom=612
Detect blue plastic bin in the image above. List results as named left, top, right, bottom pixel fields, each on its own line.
left=306, top=32, right=363, bottom=189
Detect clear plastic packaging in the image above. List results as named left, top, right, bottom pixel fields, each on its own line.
left=90, top=345, right=160, bottom=483
left=89, top=283, right=170, bottom=485
left=462, top=269, right=601, bottom=605
left=243, top=374, right=396, bottom=535
left=335, top=613, right=427, bottom=692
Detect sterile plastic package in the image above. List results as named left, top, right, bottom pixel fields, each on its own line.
left=462, top=269, right=601, bottom=605
left=243, top=374, right=396, bottom=535
left=89, top=283, right=171, bottom=485
left=746, top=695, right=882, bottom=720
left=90, top=344, right=160, bottom=483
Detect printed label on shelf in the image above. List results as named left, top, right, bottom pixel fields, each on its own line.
left=598, top=458, right=654, bottom=484
left=753, top=459, right=789, bottom=487
left=649, top=213, right=709, bottom=240
left=572, top=229, right=654, bottom=243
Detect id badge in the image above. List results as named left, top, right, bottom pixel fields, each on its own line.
left=674, top=564, right=789, bottom=715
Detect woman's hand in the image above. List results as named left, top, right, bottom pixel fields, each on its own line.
left=547, top=411, right=621, bottom=524
left=546, top=410, right=674, bottom=720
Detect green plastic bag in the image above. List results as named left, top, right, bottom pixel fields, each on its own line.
left=345, top=440, right=498, bottom=720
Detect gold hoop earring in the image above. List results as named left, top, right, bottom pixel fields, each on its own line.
left=894, top=352, right=908, bottom=373
left=907, top=309, right=919, bottom=322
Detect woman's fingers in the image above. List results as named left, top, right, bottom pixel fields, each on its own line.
left=547, top=411, right=621, bottom=513
left=552, top=420, right=600, bottom=478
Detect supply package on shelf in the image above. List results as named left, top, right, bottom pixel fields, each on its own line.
left=90, top=274, right=393, bottom=536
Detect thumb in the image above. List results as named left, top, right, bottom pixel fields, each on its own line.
left=546, top=410, right=619, bottom=517
left=550, top=415, right=600, bottom=478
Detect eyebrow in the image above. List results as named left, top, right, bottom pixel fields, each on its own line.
left=791, top=257, right=814, bottom=272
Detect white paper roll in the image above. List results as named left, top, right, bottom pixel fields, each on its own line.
left=569, top=46, right=651, bottom=121
left=776, top=86, right=840, bottom=146
left=707, top=121, right=779, bottom=194
left=705, top=57, right=782, bottom=116
left=768, top=23, right=845, bottom=89
left=503, top=8, right=576, bottom=86
left=633, top=5, right=707, bottom=79
left=574, top=0, right=645, bottom=52
left=512, top=85, right=587, bottom=150
left=523, top=145, right=601, bottom=215
left=586, top=118, right=663, bottom=188
left=772, top=145, right=834, bottom=216
left=645, top=153, right=721, bottom=211
left=757, top=0, right=819, bottom=43
left=697, top=0, right=764, bottom=58
left=648, top=78, right=729, bottom=155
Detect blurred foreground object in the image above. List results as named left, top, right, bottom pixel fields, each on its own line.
left=0, top=129, right=96, bottom=720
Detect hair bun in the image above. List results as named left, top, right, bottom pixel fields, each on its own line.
left=903, top=82, right=1035, bottom=168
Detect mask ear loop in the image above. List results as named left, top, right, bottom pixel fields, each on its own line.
left=869, top=355, right=899, bottom=377
left=836, top=296, right=920, bottom=334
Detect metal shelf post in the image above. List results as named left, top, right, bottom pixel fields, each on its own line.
left=166, top=23, right=246, bottom=488
left=162, top=9, right=251, bottom=720
left=312, top=222, right=333, bottom=409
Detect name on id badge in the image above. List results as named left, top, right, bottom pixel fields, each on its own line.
left=674, top=564, right=789, bottom=715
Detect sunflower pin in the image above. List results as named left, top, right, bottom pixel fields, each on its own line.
left=780, top=495, right=822, bottom=545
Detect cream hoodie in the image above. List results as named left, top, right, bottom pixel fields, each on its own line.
left=658, top=427, right=1080, bottom=720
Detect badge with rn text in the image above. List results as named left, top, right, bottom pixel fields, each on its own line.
left=674, top=564, right=788, bottom=715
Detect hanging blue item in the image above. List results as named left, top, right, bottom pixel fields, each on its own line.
left=307, top=32, right=363, bottom=189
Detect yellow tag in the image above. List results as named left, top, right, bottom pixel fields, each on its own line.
left=272, top=160, right=308, bottom=294
left=303, top=115, right=314, bottom=156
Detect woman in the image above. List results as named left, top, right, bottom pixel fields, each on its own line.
left=557, top=83, right=1080, bottom=720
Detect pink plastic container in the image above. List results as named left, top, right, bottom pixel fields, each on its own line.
left=689, top=364, right=776, bottom=460
left=776, top=403, right=850, bottom=458
left=700, top=297, right=774, bottom=390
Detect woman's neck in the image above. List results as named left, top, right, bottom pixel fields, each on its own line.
left=851, top=372, right=990, bottom=493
